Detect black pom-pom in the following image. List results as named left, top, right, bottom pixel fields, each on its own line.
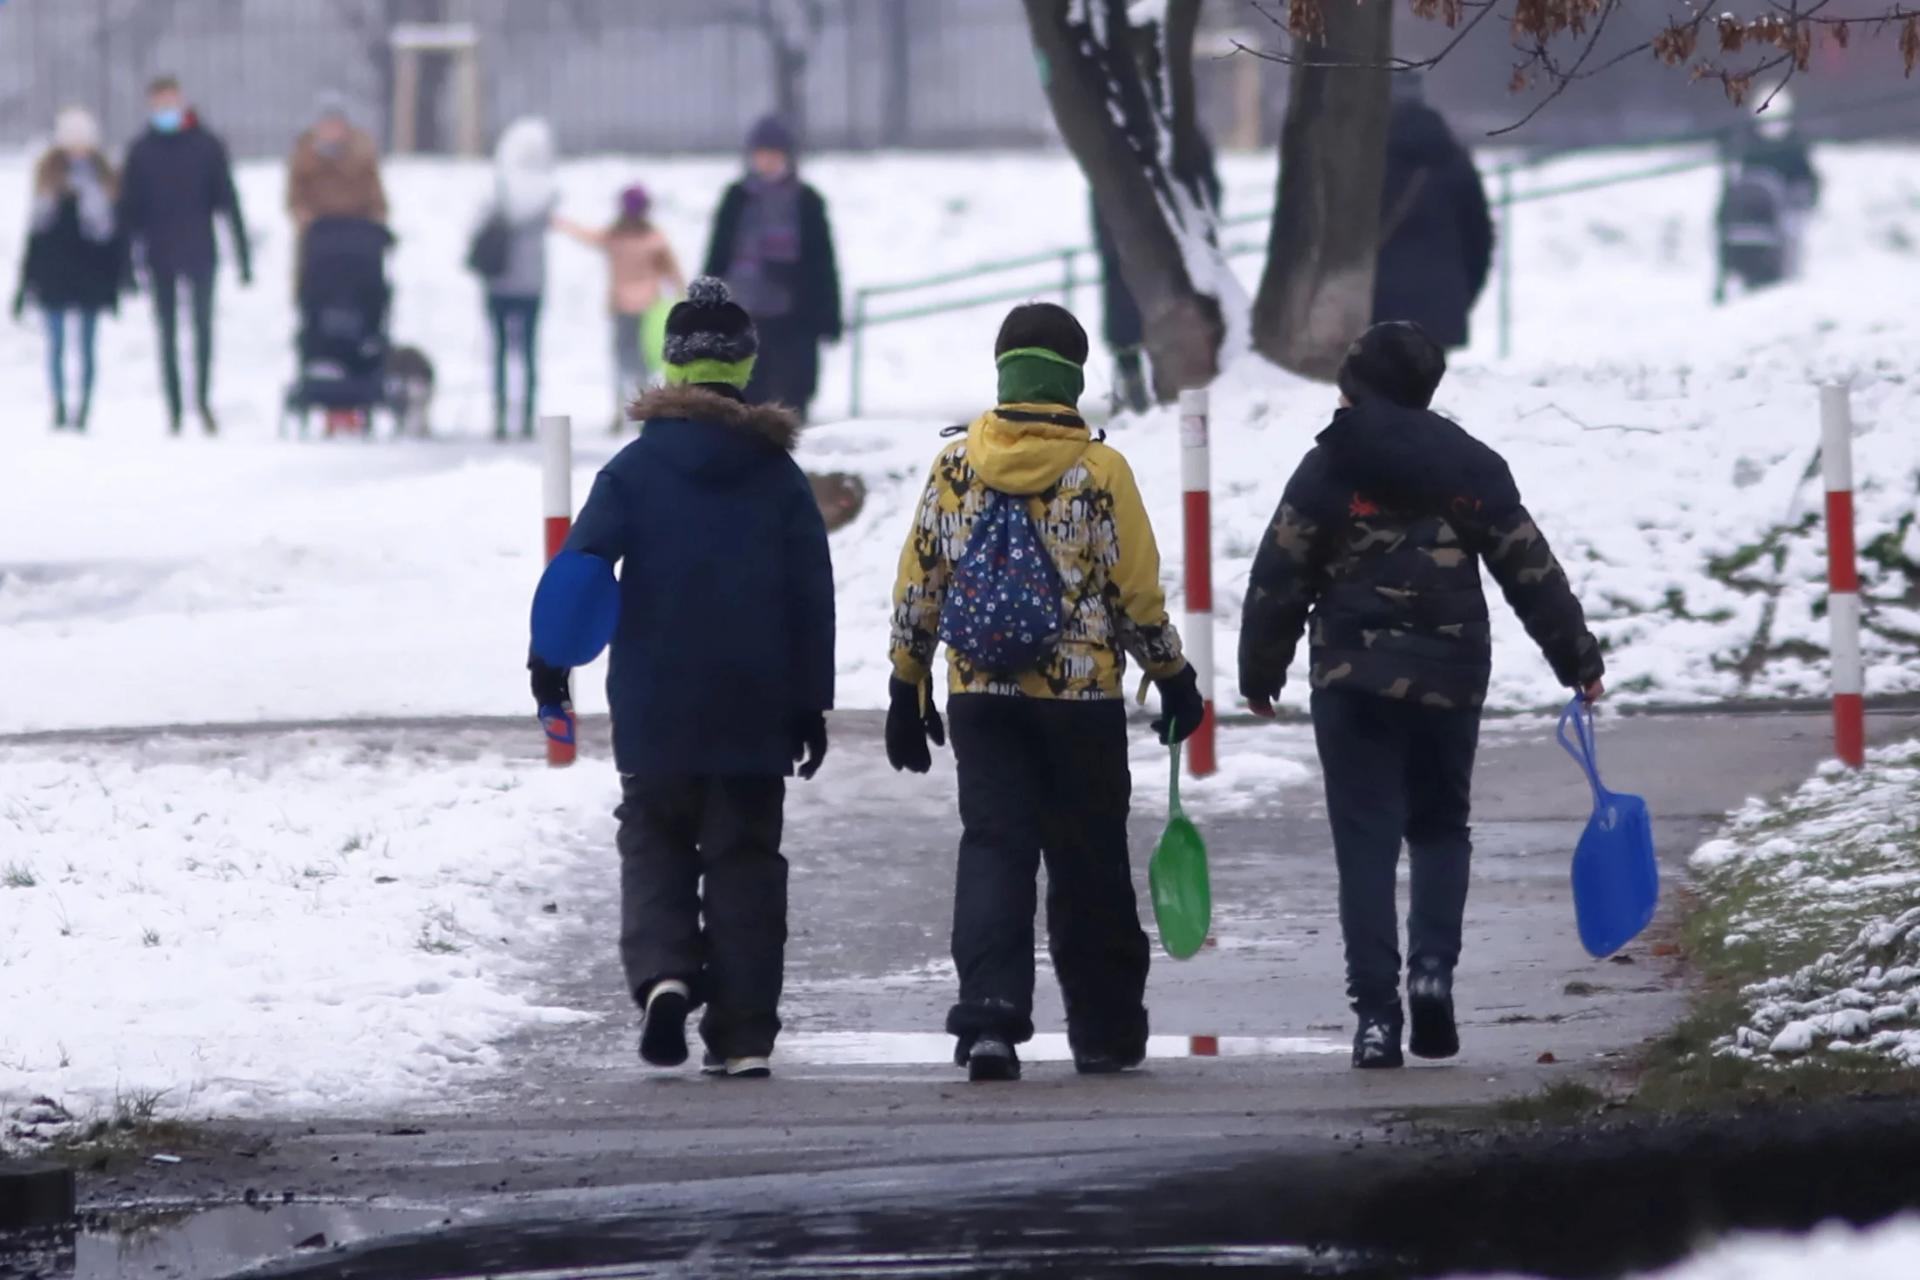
left=685, top=276, right=732, bottom=307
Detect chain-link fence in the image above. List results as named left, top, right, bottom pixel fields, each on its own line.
left=4, top=0, right=1916, bottom=161
left=0, top=0, right=1058, bottom=159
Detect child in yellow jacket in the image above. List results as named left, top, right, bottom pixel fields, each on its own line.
left=886, top=302, right=1203, bottom=1082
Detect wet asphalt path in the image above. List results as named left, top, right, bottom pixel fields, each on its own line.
left=59, top=705, right=1920, bottom=1213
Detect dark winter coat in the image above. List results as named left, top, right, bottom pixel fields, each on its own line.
left=118, top=118, right=252, bottom=281
left=1372, top=103, right=1493, bottom=350
left=703, top=180, right=842, bottom=342
left=560, top=384, right=836, bottom=777
left=17, top=154, right=125, bottom=313
left=1238, top=401, right=1603, bottom=711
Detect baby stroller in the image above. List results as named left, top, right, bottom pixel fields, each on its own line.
left=283, top=216, right=397, bottom=437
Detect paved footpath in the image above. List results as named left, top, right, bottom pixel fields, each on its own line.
left=71, top=706, right=1920, bottom=1217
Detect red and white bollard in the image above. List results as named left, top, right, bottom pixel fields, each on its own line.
left=541, top=413, right=576, bottom=768
left=1820, top=385, right=1865, bottom=768
left=1179, top=388, right=1217, bottom=778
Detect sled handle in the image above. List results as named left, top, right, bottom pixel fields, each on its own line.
left=1169, top=733, right=1184, bottom=816
left=1556, top=695, right=1607, bottom=808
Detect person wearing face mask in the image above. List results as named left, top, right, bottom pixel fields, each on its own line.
left=13, top=106, right=126, bottom=432
left=702, top=117, right=841, bottom=422
left=286, top=91, right=388, bottom=276
left=118, top=74, right=252, bottom=436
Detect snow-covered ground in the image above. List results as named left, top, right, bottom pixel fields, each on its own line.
left=4, top=145, right=1920, bottom=731
left=0, top=720, right=1307, bottom=1126
left=1467, top=1215, right=1920, bottom=1279
left=1691, top=739, right=1920, bottom=1068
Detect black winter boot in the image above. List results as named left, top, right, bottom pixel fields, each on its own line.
left=1408, top=959, right=1460, bottom=1060
left=966, top=1035, right=1021, bottom=1083
left=1352, top=1006, right=1405, bottom=1070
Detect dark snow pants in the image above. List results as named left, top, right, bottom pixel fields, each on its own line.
left=946, top=694, right=1150, bottom=1060
left=743, top=320, right=820, bottom=421
left=1311, top=688, right=1481, bottom=1017
left=151, top=270, right=215, bottom=428
left=615, top=774, right=787, bottom=1060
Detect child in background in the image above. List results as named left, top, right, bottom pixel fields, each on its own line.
left=555, top=185, right=686, bottom=432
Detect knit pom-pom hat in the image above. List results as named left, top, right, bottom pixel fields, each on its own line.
left=663, top=276, right=758, bottom=389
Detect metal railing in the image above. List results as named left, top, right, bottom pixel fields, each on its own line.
left=843, top=88, right=1920, bottom=415
left=844, top=154, right=1724, bottom=415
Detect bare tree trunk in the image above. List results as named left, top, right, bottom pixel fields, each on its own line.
left=1251, top=0, right=1393, bottom=379
left=1024, top=0, right=1228, bottom=401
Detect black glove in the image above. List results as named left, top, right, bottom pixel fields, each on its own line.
left=529, top=657, right=571, bottom=708
left=792, top=710, right=828, bottom=780
left=884, top=676, right=945, bottom=773
left=1151, top=664, right=1206, bottom=745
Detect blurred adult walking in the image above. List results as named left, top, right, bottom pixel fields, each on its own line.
left=468, top=116, right=556, bottom=440
left=1715, top=91, right=1821, bottom=301
left=287, top=90, right=387, bottom=269
left=1371, top=74, right=1492, bottom=352
left=703, top=117, right=841, bottom=421
left=13, top=107, right=124, bottom=433
left=118, top=74, right=253, bottom=435
left=555, top=184, right=686, bottom=432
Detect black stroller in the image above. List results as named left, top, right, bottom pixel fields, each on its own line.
left=283, top=215, right=399, bottom=437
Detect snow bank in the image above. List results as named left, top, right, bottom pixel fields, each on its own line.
left=1686, top=740, right=1920, bottom=1068
left=0, top=736, right=604, bottom=1123
left=2, top=145, right=1918, bottom=731
left=1469, top=1215, right=1920, bottom=1279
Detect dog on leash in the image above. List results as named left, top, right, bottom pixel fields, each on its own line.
left=385, top=344, right=437, bottom=438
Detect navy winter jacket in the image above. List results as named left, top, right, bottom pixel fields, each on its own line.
left=559, top=384, right=835, bottom=777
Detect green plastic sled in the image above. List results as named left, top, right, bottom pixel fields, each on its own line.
left=639, top=292, right=677, bottom=373
left=1149, top=736, right=1213, bottom=960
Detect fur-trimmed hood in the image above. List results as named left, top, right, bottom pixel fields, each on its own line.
left=630, top=385, right=802, bottom=485
left=631, top=385, right=800, bottom=452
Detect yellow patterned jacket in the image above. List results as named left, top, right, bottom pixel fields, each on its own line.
left=889, top=403, right=1185, bottom=700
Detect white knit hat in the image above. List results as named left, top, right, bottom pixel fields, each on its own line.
left=53, top=106, right=100, bottom=152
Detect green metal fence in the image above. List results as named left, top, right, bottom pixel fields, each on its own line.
left=844, top=151, right=1726, bottom=415
left=843, top=89, right=1920, bottom=416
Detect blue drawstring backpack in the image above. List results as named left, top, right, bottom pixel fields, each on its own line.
left=938, top=490, right=1064, bottom=676
left=1558, top=697, right=1660, bottom=958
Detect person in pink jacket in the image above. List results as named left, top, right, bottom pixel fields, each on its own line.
left=555, top=184, right=686, bottom=432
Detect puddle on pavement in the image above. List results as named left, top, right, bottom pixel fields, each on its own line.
left=0, top=1202, right=449, bottom=1280
left=773, top=1031, right=1347, bottom=1066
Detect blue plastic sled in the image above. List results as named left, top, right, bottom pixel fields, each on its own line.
left=530, top=550, right=620, bottom=667
left=1557, top=697, right=1660, bottom=959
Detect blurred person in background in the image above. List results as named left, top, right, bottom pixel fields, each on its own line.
left=468, top=116, right=557, bottom=441
left=286, top=90, right=387, bottom=270
left=1715, top=90, right=1820, bottom=301
left=555, top=183, right=687, bottom=433
left=1371, top=73, right=1492, bottom=352
left=13, top=106, right=125, bottom=433
left=703, top=117, right=841, bottom=421
left=1090, top=137, right=1218, bottom=417
left=118, top=74, right=252, bottom=436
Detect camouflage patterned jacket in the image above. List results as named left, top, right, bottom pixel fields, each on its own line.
left=891, top=404, right=1186, bottom=700
left=1238, top=403, right=1603, bottom=710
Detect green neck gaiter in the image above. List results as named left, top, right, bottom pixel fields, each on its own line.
left=996, top=347, right=1085, bottom=409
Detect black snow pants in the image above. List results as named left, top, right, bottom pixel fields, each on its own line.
left=743, top=320, right=820, bottom=421
left=151, top=269, right=215, bottom=429
left=1310, top=688, right=1481, bottom=1017
left=946, top=694, right=1150, bottom=1060
left=615, top=774, right=788, bottom=1060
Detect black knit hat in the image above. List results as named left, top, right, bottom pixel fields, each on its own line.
left=994, top=302, right=1090, bottom=366
left=663, top=276, right=758, bottom=387
left=1337, top=321, right=1447, bottom=409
